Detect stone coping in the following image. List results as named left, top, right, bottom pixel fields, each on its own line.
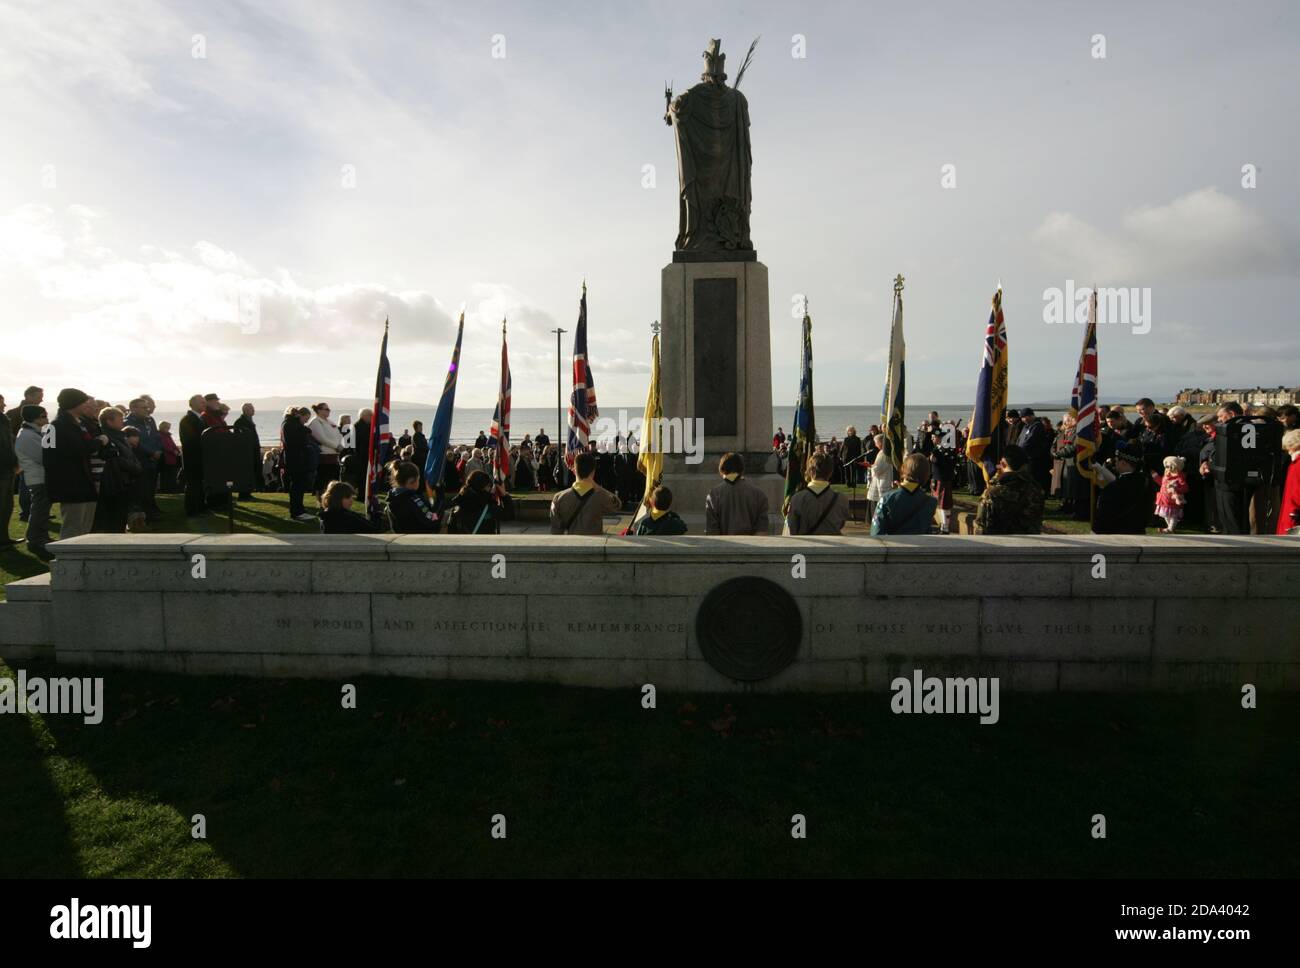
left=44, top=532, right=1300, bottom=564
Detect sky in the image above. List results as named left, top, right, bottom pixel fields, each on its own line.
left=1, top=0, right=1297, bottom=410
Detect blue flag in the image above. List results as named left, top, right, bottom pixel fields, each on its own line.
left=783, top=308, right=816, bottom=513
left=424, top=311, right=464, bottom=494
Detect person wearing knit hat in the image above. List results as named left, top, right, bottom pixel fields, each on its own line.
left=42, top=388, right=107, bottom=540
left=56, top=387, right=90, bottom=411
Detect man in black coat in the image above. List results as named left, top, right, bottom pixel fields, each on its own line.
left=1093, top=441, right=1150, bottom=534
left=1015, top=407, right=1053, bottom=495
left=411, top=420, right=429, bottom=489
left=232, top=402, right=260, bottom=500
left=43, top=388, right=106, bottom=539
left=349, top=409, right=372, bottom=491
left=842, top=427, right=863, bottom=486
left=178, top=393, right=208, bottom=516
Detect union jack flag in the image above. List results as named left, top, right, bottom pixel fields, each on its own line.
left=489, top=318, right=512, bottom=495
left=1073, top=290, right=1099, bottom=483
left=566, top=282, right=598, bottom=467
left=365, top=318, right=392, bottom=521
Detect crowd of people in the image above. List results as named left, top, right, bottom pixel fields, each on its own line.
left=767, top=398, right=1300, bottom=537
left=3, top=385, right=1298, bottom=555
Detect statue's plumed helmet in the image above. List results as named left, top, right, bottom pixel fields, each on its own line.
left=702, top=39, right=727, bottom=80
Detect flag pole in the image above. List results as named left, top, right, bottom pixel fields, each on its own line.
left=551, top=323, right=567, bottom=489
left=1088, top=285, right=1098, bottom=528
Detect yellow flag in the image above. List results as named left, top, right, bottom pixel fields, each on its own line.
left=633, top=333, right=663, bottom=526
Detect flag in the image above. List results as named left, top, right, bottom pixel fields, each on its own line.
left=965, top=286, right=1009, bottom=482
left=365, top=318, right=393, bottom=520
left=1072, top=289, right=1100, bottom=482
left=566, top=282, right=599, bottom=467
left=782, top=307, right=816, bottom=514
left=631, top=330, right=663, bottom=529
left=424, top=311, right=464, bottom=494
left=489, top=318, right=512, bottom=496
left=881, top=275, right=907, bottom=473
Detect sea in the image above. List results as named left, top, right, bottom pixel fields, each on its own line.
left=155, top=401, right=1067, bottom=447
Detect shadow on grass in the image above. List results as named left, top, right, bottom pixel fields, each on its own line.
left=9, top=660, right=1299, bottom=877
left=0, top=663, right=82, bottom=877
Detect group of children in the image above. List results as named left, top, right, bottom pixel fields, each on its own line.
left=317, top=461, right=503, bottom=535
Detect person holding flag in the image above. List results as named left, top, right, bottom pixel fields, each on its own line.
left=364, top=318, right=393, bottom=524
left=965, top=285, right=1009, bottom=488
left=488, top=318, right=512, bottom=507
left=781, top=300, right=816, bottom=517
left=423, top=310, right=465, bottom=513
left=881, top=274, right=907, bottom=476
left=566, top=282, right=599, bottom=469
left=1072, top=288, right=1101, bottom=524
left=629, top=323, right=664, bottom=534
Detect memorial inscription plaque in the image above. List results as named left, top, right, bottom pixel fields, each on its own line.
left=695, top=576, right=801, bottom=681
left=693, top=277, right=738, bottom=436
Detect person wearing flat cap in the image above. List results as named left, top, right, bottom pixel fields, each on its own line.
left=1093, top=439, right=1150, bottom=534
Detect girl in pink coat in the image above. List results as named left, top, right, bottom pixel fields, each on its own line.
left=1154, top=455, right=1189, bottom=532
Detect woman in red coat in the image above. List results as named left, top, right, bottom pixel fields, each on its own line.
left=1277, top=428, right=1300, bottom=535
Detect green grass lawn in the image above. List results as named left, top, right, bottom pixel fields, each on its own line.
left=2, top=660, right=1294, bottom=877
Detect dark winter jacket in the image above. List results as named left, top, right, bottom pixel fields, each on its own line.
left=1093, top=469, right=1151, bottom=534
left=318, top=505, right=380, bottom=534
left=386, top=486, right=439, bottom=533
left=43, top=411, right=99, bottom=503
left=443, top=489, right=501, bottom=534
left=633, top=509, right=689, bottom=535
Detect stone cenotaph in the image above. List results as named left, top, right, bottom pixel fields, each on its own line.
left=659, top=39, right=784, bottom=515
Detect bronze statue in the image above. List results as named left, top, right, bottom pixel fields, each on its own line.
left=664, top=39, right=756, bottom=256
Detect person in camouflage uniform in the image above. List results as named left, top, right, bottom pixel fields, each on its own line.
left=975, top=444, right=1045, bottom=534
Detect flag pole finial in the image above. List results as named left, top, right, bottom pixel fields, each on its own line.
left=893, top=274, right=905, bottom=294
left=651, top=319, right=661, bottom=335
left=384, top=315, right=390, bottom=331
left=502, top=316, right=507, bottom=335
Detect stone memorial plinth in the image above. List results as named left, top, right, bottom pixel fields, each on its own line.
left=658, top=258, right=785, bottom=515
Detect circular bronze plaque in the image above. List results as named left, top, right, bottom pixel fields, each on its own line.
left=695, top=576, right=802, bottom=681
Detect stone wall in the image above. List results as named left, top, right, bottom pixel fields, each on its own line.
left=1, top=533, right=1297, bottom=692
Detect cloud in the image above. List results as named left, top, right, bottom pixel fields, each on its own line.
left=0, top=1, right=185, bottom=111
left=1032, top=187, right=1295, bottom=282
left=466, top=283, right=558, bottom=338
left=0, top=205, right=457, bottom=356
left=597, top=358, right=652, bottom=375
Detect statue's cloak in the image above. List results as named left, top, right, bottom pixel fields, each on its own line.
left=671, top=82, right=752, bottom=252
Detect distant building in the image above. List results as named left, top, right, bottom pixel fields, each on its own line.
left=1175, top=386, right=1299, bottom=406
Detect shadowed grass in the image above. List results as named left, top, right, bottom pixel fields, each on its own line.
left=2, top=660, right=1295, bottom=878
